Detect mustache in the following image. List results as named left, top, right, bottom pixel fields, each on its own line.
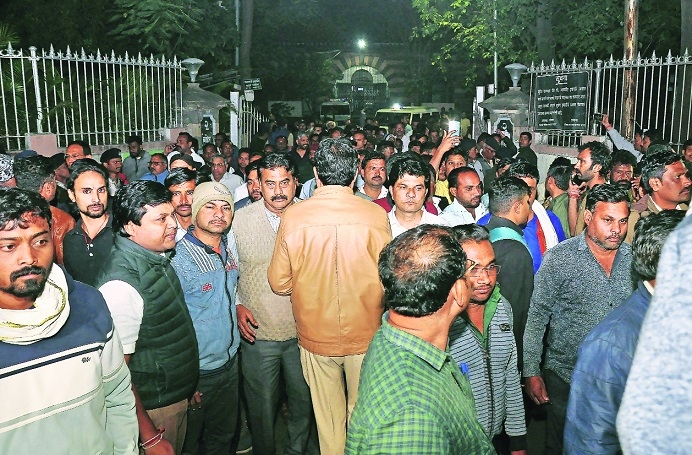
left=271, top=195, right=288, bottom=202
left=11, top=266, right=48, bottom=282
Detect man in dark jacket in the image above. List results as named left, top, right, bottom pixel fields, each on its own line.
left=97, top=181, right=198, bottom=454
left=484, top=177, right=534, bottom=371
left=564, top=209, right=684, bottom=454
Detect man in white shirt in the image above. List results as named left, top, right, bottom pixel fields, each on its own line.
left=211, top=154, right=244, bottom=193
left=388, top=155, right=449, bottom=237
left=441, top=167, right=488, bottom=226
left=356, top=151, right=388, bottom=201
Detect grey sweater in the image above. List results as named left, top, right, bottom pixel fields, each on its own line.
left=523, top=233, right=634, bottom=383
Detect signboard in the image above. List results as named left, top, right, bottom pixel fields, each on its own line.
left=243, top=78, right=262, bottom=91
left=200, top=114, right=215, bottom=145
left=535, top=72, right=589, bottom=131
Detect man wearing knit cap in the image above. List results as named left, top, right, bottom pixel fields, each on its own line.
left=170, top=181, right=241, bottom=455
left=0, top=154, right=16, bottom=188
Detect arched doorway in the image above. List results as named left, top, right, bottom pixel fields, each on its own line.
left=334, top=66, right=389, bottom=115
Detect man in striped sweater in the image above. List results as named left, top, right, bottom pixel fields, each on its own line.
left=449, top=224, right=527, bottom=455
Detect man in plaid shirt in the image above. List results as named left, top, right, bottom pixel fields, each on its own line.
left=345, top=225, right=495, bottom=455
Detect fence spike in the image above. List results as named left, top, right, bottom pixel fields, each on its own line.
left=137, top=52, right=143, bottom=63
left=81, top=48, right=87, bottom=59
left=49, top=44, right=55, bottom=57
left=96, top=49, right=102, bottom=60
left=111, top=50, right=117, bottom=61
left=66, top=45, right=72, bottom=58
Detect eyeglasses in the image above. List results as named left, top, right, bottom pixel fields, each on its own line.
left=150, top=161, right=166, bottom=166
left=466, top=263, right=501, bottom=278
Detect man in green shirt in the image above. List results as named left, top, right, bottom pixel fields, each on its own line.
left=544, top=164, right=572, bottom=238
left=345, top=225, right=496, bottom=455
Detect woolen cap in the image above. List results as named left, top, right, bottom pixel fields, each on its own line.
left=191, top=181, right=235, bottom=221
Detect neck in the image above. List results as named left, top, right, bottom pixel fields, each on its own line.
left=109, top=172, right=118, bottom=179
left=465, top=303, right=486, bottom=333
left=461, top=202, right=476, bottom=218
left=295, top=148, right=307, bottom=157
left=176, top=214, right=192, bottom=231
left=650, top=194, right=678, bottom=210
left=0, top=294, right=35, bottom=310
left=496, top=213, right=520, bottom=227
left=585, top=235, right=619, bottom=272
left=81, top=213, right=108, bottom=236
left=588, top=176, right=607, bottom=189
left=263, top=199, right=294, bottom=216
left=388, top=310, right=452, bottom=351
left=193, top=227, right=222, bottom=250
left=363, top=183, right=383, bottom=199
left=395, top=208, right=424, bottom=228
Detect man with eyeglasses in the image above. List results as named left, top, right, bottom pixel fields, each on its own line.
left=210, top=154, right=244, bottom=193
left=140, top=153, right=169, bottom=184
left=449, top=224, right=527, bottom=455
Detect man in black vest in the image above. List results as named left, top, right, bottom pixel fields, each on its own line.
left=97, top=181, right=199, bottom=454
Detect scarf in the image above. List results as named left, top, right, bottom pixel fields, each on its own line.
left=0, top=265, right=70, bottom=345
left=532, top=200, right=560, bottom=250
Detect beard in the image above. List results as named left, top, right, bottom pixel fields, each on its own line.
left=587, top=231, right=624, bottom=251
left=80, top=204, right=106, bottom=219
left=3, top=265, right=50, bottom=299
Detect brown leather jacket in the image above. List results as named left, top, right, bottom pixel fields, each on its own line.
left=268, top=185, right=392, bottom=356
left=50, top=205, right=76, bottom=264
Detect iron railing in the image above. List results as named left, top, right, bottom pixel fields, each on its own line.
left=0, top=43, right=183, bottom=151
left=230, top=92, right=268, bottom=148
left=525, top=51, right=692, bottom=148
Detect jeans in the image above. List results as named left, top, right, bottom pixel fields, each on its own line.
left=182, top=355, right=239, bottom=455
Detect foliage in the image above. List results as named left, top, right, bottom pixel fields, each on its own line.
left=0, top=23, right=19, bottom=47
left=412, top=0, right=682, bottom=94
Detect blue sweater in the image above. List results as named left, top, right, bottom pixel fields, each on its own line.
left=0, top=268, right=138, bottom=454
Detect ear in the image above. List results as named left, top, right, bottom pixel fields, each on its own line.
left=67, top=188, right=76, bottom=203
left=512, top=199, right=522, bottom=214
left=449, top=186, right=458, bottom=199
left=583, top=208, right=593, bottom=226
left=648, top=177, right=662, bottom=192
left=449, top=278, right=470, bottom=312
left=123, top=221, right=137, bottom=238
left=591, top=163, right=602, bottom=175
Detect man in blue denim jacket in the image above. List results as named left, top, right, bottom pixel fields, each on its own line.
left=171, top=181, right=240, bottom=455
left=564, top=210, right=685, bottom=454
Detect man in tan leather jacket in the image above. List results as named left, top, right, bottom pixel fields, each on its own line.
left=268, top=138, right=392, bottom=455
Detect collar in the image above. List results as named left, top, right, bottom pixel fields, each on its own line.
left=380, top=312, right=449, bottom=371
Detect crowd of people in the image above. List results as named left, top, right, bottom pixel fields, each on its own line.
left=1, top=110, right=692, bottom=455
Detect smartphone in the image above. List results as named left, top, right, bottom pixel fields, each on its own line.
left=448, top=120, right=460, bottom=137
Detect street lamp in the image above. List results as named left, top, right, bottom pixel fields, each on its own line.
left=181, top=58, right=204, bottom=83
left=357, top=39, right=367, bottom=50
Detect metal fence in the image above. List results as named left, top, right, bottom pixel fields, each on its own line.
left=231, top=93, right=268, bottom=148
left=526, top=51, right=692, bottom=148
left=0, top=43, right=183, bottom=151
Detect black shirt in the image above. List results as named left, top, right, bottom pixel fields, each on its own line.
left=63, top=216, right=115, bottom=287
